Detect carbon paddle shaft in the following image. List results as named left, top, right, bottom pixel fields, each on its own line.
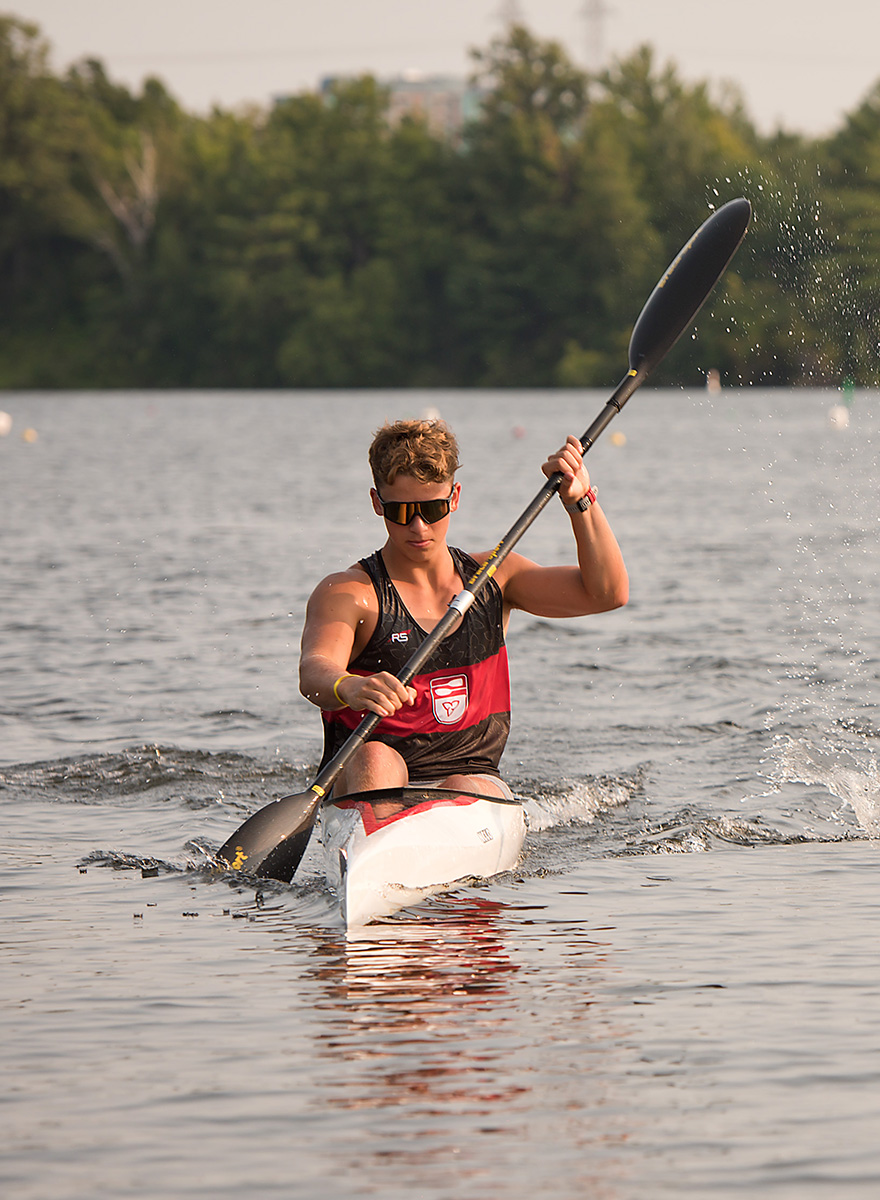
left=218, top=198, right=752, bottom=879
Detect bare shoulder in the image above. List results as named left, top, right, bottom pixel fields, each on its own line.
left=305, top=563, right=376, bottom=619
left=300, top=562, right=379, bottom=667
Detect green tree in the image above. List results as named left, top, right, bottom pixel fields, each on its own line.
left=593, top=46, right=756, bottom=248
left=816, top=87, right=880, bottom=383
left=205, top=77, right=458, bottom=387
left=585, top=46, right=761, bottom=384
left=8, top=13, right=880, bottom=389
left=0, top=16, right=105, bottom=383
left=445, top=26, right=659, bottom=386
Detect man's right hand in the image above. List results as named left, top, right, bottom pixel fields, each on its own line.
left=336, top=671, right=416, bottom=717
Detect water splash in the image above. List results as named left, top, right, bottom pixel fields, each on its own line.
left=707, top=163, right=865, bottom=387
left=519, top=769, right=640, bottom=832
left=768, top=734, right=880, bottom=838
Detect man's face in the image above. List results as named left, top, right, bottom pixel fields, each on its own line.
left=371, top=474, right=460, bottom=558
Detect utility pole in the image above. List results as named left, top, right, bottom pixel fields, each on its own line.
left=579, top=0, right=612, bottom=72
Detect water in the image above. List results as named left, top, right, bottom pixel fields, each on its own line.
left=2, top=388, right=880, bottom=1197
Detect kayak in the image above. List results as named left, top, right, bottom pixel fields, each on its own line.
left=321, top=787, right=526, bottom=926
left=320, top=786, right=526, bottom=926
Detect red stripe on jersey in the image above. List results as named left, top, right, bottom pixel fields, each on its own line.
left=326, top=645, right=510, bottom=738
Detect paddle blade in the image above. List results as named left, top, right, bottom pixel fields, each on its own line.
left=215, top=788, right=322, bottom=881
left=628, top=197, right=751, bottom=378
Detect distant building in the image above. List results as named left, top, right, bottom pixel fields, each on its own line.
left=317, top=72, right=483, bottom=141
left=384, top=73, right=484, bottom=139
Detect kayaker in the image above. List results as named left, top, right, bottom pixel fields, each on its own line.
left=299, top=418, right=628, bottom=801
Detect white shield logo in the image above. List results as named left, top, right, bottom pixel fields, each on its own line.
left=429, top=674, right=469, bottom=724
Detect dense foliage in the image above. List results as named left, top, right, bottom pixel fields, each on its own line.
left=2, top=16, right=879, bottom=389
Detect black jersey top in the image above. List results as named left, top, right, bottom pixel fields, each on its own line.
left=319, top=547, right=511, bottom=780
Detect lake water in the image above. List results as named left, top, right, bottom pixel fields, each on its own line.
left=2, top=387, right=880, bottom=1198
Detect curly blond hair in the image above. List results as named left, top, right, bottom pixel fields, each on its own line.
left=368, top=419, right=460, bottom=487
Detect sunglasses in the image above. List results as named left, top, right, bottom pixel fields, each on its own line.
left=376, top=490, right=455, bottom=526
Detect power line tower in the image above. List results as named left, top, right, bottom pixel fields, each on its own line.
left=497, top=0, right=525, bottom=30
left=579, top=0, right=612, bottom=72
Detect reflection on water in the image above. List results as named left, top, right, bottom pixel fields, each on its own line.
left=288, top=893, right=630, bottom=1197
left=309, top=897, right=526, bottom=1119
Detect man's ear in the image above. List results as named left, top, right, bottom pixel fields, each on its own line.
left=370, top=487, right=384, bottom=516
left=450, top=481, right=461, bottom=512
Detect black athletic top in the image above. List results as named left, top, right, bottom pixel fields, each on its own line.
left=319, top=548, right=511, bottom=779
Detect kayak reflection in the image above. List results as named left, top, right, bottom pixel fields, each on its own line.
left=306, top=897, right=526, bottom=1112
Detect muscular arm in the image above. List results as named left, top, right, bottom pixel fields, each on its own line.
left=491, top=435, right=629, bottom=619
left=299, top=570, right=415, bottom=716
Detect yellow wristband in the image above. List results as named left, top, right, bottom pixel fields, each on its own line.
left=332, top=673, right=354, bottom=707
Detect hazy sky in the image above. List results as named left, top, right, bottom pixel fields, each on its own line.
left=6, top=0, right=875, bottom=136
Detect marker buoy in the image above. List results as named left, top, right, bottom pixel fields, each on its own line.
left=828, top=405, right=849, bottom=430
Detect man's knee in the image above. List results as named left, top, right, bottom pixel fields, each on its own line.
left=352, top=741, right=406, bottom=771
left=336, top=741, right=408, bottom=794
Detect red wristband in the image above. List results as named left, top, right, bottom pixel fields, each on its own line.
left=563, top=485, right=597, bottom=513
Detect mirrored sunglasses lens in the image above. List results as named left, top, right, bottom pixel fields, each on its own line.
left=418, top=499, right=449, bottom=523
left=382, top=502, right=406, bottom=525
left=381, top=496, right=451, bottom=525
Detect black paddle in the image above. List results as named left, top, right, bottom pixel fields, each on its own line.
left=216, top=196, right=752, bottom=882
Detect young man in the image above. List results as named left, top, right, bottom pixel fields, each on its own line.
left=299, top=418, right=628, bottom=800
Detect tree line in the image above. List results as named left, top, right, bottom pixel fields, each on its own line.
left=2, top=14, right=879, bottom=390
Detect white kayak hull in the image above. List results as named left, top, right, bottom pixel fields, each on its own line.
left=320, top=787, right=526, bottom=926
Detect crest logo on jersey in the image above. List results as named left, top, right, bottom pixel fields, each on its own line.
left=429, top=674, right=469, bottom=724
left=391, top=628, right=411, bottom=644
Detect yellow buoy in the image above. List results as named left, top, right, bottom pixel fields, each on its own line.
left=21, top=427, right=38, bottom=443
left=609, top=431, right=627, bottom=447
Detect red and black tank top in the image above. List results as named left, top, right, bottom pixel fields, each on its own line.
left=319, top=547, right=511, bottom=780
